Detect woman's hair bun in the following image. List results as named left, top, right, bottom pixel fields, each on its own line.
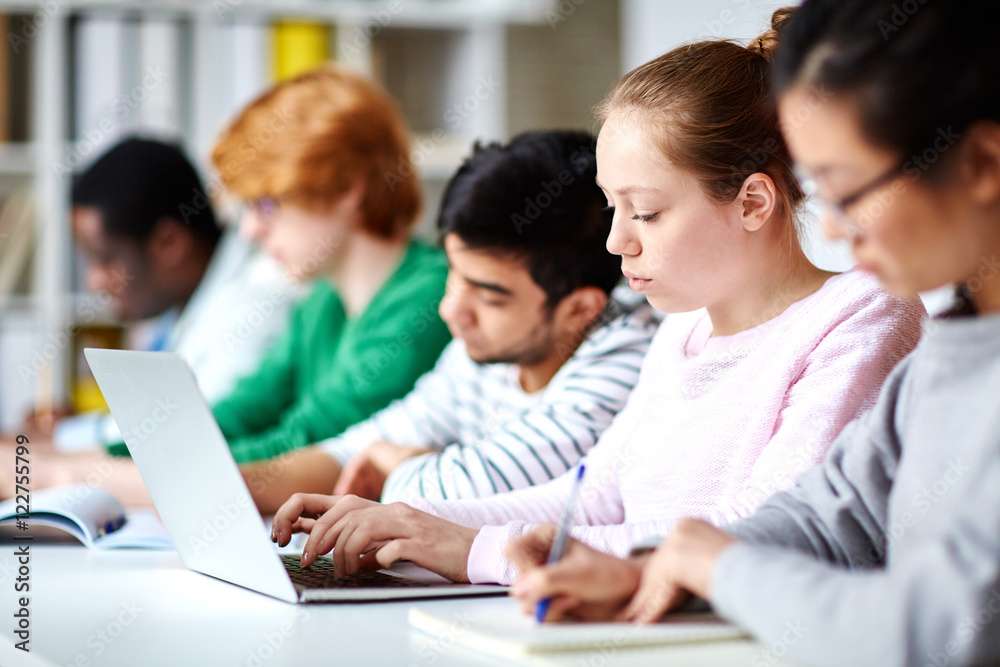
left=751, top=6, right=796, bottom=62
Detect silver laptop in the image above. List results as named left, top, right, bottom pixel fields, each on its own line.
left=85, top=348, right=508, bottom=603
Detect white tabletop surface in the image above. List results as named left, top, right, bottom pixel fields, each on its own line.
left=0, top=545, right=799, bottom=667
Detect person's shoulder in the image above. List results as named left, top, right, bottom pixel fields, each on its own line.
left=378, top=240, right=448, bottom=303
left=812, top=269, right=898, bottom=307
left=565, top=296, right=662, bottom=365
left=297, top=279, right=340, bottom=308
left=356, top=243, right=450, bottom=344
left=398, top=239, right=448, bottom=279
left=280, top=280, right=343, bottom=328
left=803, top=269, right=926, bottom=328
left=786, top=271, right=926, bottom=366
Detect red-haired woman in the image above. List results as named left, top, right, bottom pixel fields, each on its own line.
left=205, top=65, right=450, bottom=469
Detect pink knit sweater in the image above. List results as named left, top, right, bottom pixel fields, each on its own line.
left=409, top=271, right=926, bottom=584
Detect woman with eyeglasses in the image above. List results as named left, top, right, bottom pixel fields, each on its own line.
left=268, top=8, right=926, bottom=590
left=206, top=65, right=451, bottom=469
left=508, top=0, right=1000, bottom=664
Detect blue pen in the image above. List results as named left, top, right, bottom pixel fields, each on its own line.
left=535, top=464, right=586, bottom=623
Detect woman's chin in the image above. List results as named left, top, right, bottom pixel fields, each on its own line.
left=643, top=292, right=679, bottom=313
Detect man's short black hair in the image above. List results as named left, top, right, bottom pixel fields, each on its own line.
left=437, top=130, right=620, bottom=306
left=71, top=136, right=220, bottom=246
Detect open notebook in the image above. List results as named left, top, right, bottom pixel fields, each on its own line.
left=408, top=598, right=747, bottom=664
left=0, top=484, right=172, bottom=549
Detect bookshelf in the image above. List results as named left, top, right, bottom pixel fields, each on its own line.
left=0, top=142, right=32, bottom=175
left=0, top=0, right=622, bottom=427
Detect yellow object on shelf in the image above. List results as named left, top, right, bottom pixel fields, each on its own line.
left=71, top=323, right=124, bottom=413
left=73, top=377, right=109, bottom=414
left=272, top=20, right=331, bottom=82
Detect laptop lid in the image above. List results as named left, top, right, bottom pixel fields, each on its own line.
left=85, top=349, right=300, bottom=603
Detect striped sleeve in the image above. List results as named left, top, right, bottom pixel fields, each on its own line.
left=382, top=303, right=661, bottom=503
left=316, top=341, right=468, bottom=464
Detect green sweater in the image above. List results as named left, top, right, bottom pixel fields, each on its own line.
left=106, top=240, right=451, bottom=462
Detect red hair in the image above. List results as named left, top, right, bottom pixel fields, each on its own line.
left=212, top=64, right=422, bottom=238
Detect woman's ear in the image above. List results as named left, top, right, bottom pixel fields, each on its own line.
left=737, top=173, right=778, bottom=232
left=319, top=177, right=368, bottom=227
left=958, top=121, right=1000, bottom=207
left=340, top=177, right=368, bottom=213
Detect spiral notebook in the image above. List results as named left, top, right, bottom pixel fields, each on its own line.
left=408, top=598, right=747, bottom=664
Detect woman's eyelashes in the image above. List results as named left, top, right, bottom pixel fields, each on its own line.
left=602, top=202, right=658, bottom=222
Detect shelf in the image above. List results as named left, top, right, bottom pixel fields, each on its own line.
left=0, top=142, right=33, bottom=176
left=0, top=293, right=36, bottom=314
left=0, top=292, right=119, bottom=324
left=0, top=0, right=555, bottom=26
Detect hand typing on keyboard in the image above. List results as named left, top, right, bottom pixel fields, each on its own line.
left=280, top=554, right=429, bottom=588
left=271, top=493, right=478, bottom=583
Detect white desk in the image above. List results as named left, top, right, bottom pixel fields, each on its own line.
left=0, top=546, right=798, bottom=667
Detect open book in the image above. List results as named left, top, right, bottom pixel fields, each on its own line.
left=0, top=484, right=172, bottom=549
left=409, top=598, right=747, bottom=665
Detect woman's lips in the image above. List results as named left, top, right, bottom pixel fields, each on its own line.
left=623, top=270, right=651, bottom=292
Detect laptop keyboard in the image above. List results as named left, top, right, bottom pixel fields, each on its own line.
left=281, top=554, right=430, bottom=589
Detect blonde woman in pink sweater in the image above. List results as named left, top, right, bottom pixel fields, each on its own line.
left=270, top=18, right=926, bottom=584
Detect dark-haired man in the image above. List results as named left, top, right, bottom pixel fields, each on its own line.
left=243, top=130, right=659, bottom=512
left=54, top=136, right=295, bottom=450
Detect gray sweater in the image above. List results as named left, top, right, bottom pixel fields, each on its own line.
left=712, top=312, right=1000, bottom=667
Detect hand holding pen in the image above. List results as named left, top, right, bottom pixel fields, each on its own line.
left=534, top=464, right=586, bottom=623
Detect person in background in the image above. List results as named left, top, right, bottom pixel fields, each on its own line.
left=241, top=130, right=659, bottom=513
left=509, top=2, right=1000, bottom=665
left=48, top=136, right=296, bottom=452
left=202, top=63, right=451, bottom=465
left=269, top=10, right=926, bottom=585
left=5, top=65, right=451, bottom=505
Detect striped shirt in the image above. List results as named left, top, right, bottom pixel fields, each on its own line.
left=318, top=298, right=660, bottom=502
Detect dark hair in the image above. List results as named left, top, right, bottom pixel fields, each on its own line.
left=773, top=0, right=1000, bottom=161
left=72, top=137, right=221, bottom=246
left=595, top=9, right=802, bottom=244
left=437, top=130, right=620, bottom=306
